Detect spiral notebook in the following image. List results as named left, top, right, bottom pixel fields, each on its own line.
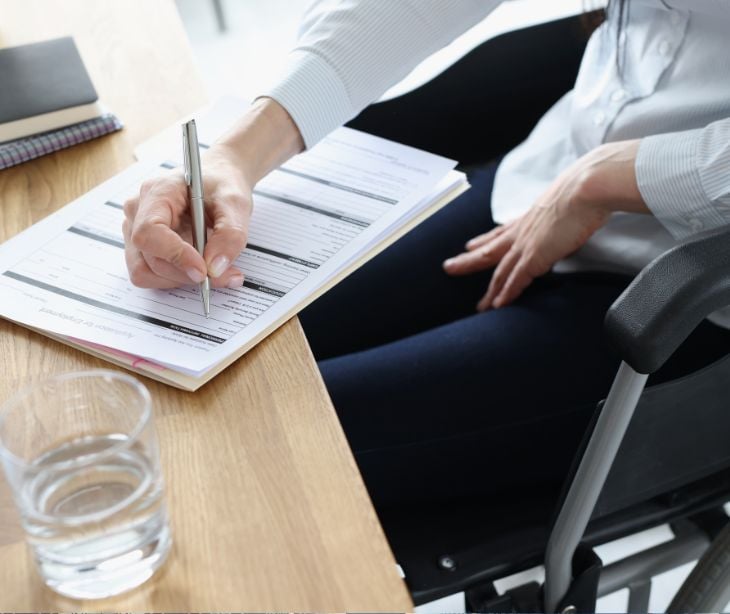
left=0, top=114, right=123, bottom=170
left=0, top=37, right=122, bottom=169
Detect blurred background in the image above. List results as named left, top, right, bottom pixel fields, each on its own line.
left=173, top=1, right=711, bottom=612
left=176, top=0, right=588, bottom=102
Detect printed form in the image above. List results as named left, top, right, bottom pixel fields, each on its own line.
left=0, top=127, right=464, bottom=376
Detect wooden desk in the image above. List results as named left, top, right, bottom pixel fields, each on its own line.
left=0, top=1, right=413, bottom=610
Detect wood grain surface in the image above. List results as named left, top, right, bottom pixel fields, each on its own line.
left=0, top=1, right=412, bottom=610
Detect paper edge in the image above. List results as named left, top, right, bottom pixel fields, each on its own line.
left=6, top=178, right=470, bottom=392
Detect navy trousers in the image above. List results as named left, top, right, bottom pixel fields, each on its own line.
left=299, top=29, right=730, bottom=511
left=300, top=162, right=730, bottom=510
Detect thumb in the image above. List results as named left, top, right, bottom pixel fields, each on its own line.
left=204, top=193, right=250, bottom=278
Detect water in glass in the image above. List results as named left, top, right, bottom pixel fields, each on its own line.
left=20, top=433, right=170, bottom=599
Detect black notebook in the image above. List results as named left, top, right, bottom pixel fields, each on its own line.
left=0, top=37, right=104, bottom=142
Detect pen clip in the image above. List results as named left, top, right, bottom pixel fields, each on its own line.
left=182, top=123, right=192, bottom=186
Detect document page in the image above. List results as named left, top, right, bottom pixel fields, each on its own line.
left=0, top=127, right=464, bottom=375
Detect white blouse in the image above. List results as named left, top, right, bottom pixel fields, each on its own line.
left=262, top=0, right=730, bottom=324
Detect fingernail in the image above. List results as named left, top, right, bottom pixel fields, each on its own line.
left=208, top=255, right=230, bottom=278
left=443, top=258, right=455, bottom=268
left=227, top=274, right=244, bottom=289
left=186, top=267, right=205, bottom=284
left=466, top=240, right=476, bottom=249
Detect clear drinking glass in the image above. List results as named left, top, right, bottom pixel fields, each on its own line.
left=0, top=370, right=171, bottom=599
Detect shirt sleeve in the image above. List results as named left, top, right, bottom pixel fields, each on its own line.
left=636, top=117, right=730, bottom=238
left=632, top=0, right=728, bottom=15
left=260, top=0, right=502, bottom=148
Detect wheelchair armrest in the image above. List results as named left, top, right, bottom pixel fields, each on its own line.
left=604, top=225, right=730, bottom=374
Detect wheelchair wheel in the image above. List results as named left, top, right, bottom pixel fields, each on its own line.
left=668, top=521, right=730, bottom=613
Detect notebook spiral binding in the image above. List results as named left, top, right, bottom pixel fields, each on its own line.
left=0, top=113, right=123, bottom=170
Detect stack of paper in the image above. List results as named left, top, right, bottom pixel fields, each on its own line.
left=0, top=102, right=468, bottom=390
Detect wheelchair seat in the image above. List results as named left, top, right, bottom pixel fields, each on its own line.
left=355, top=13, right=730, bottom=611
left=381, top=353, right=730, bottom=607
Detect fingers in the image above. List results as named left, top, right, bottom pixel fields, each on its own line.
left=203, top=192, right=251, bottom=279
left=464, top=224, right=509, bottom=251
left=126, top=248, right=244, bottom=289
left=123, top=217, right=244, bottom=289
left=145, top=254, right=245, bottom=289
left=123, top=156, right=254, bottom=290
left=495, top=263, right=535, bottom=309
left=124, top=239, right=182, bottom=289
left=478, top=248, right=520, bottom=311
left=443, top=231, right=513, bottom=276
left=127, top=179, right=208, bottom=282
left=124, top=216, right=181, bottom=288
left=130, top=218, right=207, bottom=282
left=210, top=268, right=245, bottom=289
left=477, top=248, right=550, bottom=311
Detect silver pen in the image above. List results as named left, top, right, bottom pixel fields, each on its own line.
left=182, top=119, right=210, bottom=317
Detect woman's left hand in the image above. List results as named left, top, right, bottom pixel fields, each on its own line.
left=443, top=140, right=645, bottom=311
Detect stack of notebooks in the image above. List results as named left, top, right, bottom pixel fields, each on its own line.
left=0, top=99, right=469, bottom=390
left=0, top=37, right=122, bottom=170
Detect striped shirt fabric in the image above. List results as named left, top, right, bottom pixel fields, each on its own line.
left=262, top=0, right=730, bottom=325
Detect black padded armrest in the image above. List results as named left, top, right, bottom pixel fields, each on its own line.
left=604, top=225, right=730, bottom=374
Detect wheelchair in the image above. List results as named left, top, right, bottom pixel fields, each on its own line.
left=352, top=14, right=730, bottom=613
left=379, top=219, right=730, bottom=613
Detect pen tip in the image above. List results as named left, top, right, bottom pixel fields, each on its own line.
left=201, top=280, right=210, bottom=318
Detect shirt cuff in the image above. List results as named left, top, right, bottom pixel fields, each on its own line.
left=636, top=130, right=730, bottom=238
left=258, top=50, right=354, bottom=150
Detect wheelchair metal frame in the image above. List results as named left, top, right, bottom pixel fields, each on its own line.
left=541, top=362, right=720, bottom=611
left=543, top=220, right=730, bottom=610
left=545, top=362, right=648, bottom=610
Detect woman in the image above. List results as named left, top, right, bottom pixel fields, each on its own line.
left=123, top=0, right=730, bottom=509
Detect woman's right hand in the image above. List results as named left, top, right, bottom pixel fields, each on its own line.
left=122, top=145, right=253, bottom=289
left=122, top=97, right=305, bottom=290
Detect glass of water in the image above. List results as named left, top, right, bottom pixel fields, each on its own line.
left=0, top=370, right=171, bottom=599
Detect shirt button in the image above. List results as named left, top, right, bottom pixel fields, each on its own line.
left=593, top=111, right=606, bottom=126
left=670, top=12, right=683, bottom=26
left=611, top=89, right=627, bottom=103
left=688, top=218, right=704, bottom=232
left=659, top=40, right=672, bottom=56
